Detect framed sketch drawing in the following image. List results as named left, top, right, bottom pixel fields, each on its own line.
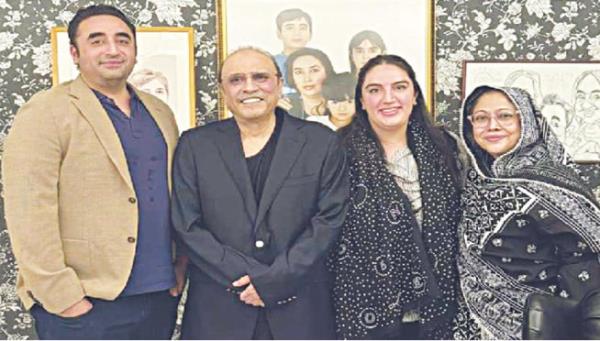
left=217, top=0, right=433, bottom=119
left=463, top=61, right=600, bottom=163
left=51, top=26, right=196, bottom=132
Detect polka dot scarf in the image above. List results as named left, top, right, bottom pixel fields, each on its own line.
left=330, top=119, right=462, bottom=339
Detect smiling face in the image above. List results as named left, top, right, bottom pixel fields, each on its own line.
left=70, top=15, right=136, bottom=90
left=470, top=90, right=522, bottom=158
left=352, top=39, right=383, bottom=75
left=360, top=63, right=417, bottom=135
left=220, top=49, right=282, bottom=123
left=291, top=55, right=327, bottom=97
left=541, top=103, right=567, bottom=138
left=575, top=73, right=600, bottom=121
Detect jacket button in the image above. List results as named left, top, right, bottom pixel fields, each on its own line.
left=128, top=197, right=137, bottom=203
left=127, top=237, right=136, bottom=243
left=255, top=240, right=265, bottom=248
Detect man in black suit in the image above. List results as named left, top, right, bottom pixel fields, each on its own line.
left=171, top=47, right=349, bottom=339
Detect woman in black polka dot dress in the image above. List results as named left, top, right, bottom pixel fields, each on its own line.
left=329, top=55, right=466, bottom=339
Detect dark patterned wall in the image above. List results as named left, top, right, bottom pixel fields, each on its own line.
left=434, top=0, right=600, bottom=193
left=1, top=0, right=599, bottom=338
left=0, top=0, right=218, bottom=338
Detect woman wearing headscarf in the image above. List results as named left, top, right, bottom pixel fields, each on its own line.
left=329, top=54, right=465, bottom=339
left=458, top=85, right=600, bottom=339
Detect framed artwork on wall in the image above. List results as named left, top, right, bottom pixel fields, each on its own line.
left=217, top=0, right=433, bottom=120
left=463, top=61, right=600, bottom=163
left=51, top=26, right=196, bottom=132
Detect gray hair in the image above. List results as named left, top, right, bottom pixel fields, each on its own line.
left=218, top=46, right=282, bottom=83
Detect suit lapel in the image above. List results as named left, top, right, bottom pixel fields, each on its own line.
left=214, top=119, right=258, bottom=222
left=255, top=114, right=306, bottom=229
left=68, top=76, right=134, bottom=191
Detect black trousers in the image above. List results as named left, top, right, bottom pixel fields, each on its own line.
left=30, top=290, right=179, bottom=340
left=252, top=310, right=274, bottom=340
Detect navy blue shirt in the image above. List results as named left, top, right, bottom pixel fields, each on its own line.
left=94, top=88, right=175, bottom=296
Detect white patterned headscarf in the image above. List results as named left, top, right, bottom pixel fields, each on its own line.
left=457, top=86, right=600, bottom=339
left=461, top=85, right=595, bottom=202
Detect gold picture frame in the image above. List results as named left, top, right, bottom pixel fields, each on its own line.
left=216, top=0, right=434, bottom=119
left=51, top=26, right=196, bottom=132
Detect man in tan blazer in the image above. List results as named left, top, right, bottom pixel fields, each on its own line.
left=2, top=5, right=185, bottom=339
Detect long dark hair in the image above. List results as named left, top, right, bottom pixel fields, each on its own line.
left=286, top=47, right=335, bottom=90
left=340, top=54, right=460, bottom=185
left=348, top=30, right=386, bottom=76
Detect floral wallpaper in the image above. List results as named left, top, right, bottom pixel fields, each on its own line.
left=1, top=0, right=600, bottom=339
left=0, top=0, right=218, bottom=338
left=435, top=0, right=600, bottom=125
left=434, top=0, right=600, bottom=191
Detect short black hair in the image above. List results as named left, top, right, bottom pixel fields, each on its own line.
left=275, top=8, right=312, bottom=33
left=323, top=72, right=355, bottom=102
left=68, top=5, right=136, bottom=47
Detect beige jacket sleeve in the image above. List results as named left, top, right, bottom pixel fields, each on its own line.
left=2, top=92, right=85, bottom=314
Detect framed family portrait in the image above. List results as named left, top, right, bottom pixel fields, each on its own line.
left=51, top=26, right=196, bottom=132
left=463, top=61, right=600, bottom=163
left=217, top=0, right=433, bottom=121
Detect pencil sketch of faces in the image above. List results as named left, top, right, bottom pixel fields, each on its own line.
left=573, top=70, right=600, bottom=123
left=565, top=70, right=600, bottom=160
left=504, top=69, right=543, bottom=106
left=540, top=94, right=571, bottom=141
left=498, top=68, right=600, bottom=161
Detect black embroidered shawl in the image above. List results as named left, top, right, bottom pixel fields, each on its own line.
left=458, top=86, right=600, bottom=339
left=329, top=118, right=462, bottom=339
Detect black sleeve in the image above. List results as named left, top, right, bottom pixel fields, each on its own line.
left=249, top=133, right=350, bottom=306
left=171, top=132, right=269, bottom=287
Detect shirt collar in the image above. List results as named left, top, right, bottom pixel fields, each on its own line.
left=92, top=84, right=139, bottom=105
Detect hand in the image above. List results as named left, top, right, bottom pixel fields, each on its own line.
left=277, top=97, right=293, bottom=111
left=169, top=255, right=189, bottom=297
left=233, top=275, right=264, bottom=307
left=58, top=298, right=93, bottom=318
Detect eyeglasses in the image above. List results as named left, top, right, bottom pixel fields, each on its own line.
left=467, top=110, right=520, bottom=128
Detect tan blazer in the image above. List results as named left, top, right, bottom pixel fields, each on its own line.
left=2, top=76, right=179, bottom=314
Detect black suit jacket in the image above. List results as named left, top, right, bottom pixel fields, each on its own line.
left=171, top=110, right=349, bottom=339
